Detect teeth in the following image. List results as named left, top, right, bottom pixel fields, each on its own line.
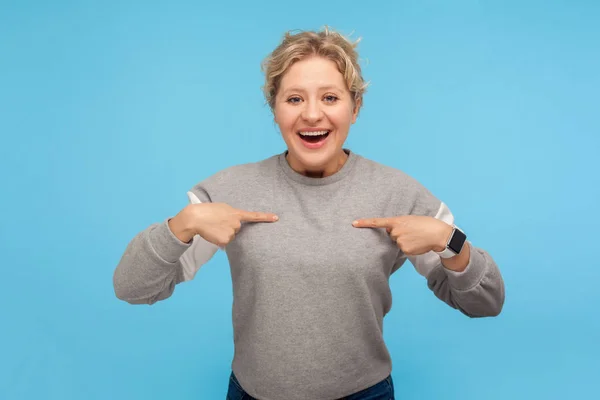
left=299, top=130, right=329, bottom=136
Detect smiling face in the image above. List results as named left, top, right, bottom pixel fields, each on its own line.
left=274, top=56, right=360, bottom=177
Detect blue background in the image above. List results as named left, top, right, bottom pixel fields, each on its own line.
left=2, top=0, right=599, bottom=399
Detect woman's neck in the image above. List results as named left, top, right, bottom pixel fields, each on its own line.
left=286, top=149, right=349, bottom=178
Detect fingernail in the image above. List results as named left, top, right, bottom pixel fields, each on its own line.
left=273, top=215, right=279, bottom=221
left=352, top=220, right=358, bottom=226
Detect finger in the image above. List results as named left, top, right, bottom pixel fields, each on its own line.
left=236, top=210, right=279, bottom=222
left=390, top=226, right=404, bottom=236
left=388, top=227, right=397, bottom=240
left=234, top=222, right=242, bottom=233
left=352, top=218, right=393, bottom=228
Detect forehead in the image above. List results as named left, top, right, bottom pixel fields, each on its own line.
left=279, top=56, right=347, bottom=92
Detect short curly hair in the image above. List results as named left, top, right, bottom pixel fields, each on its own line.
left=261, top=26, right=368, bottom=112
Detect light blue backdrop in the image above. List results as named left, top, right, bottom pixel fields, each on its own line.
left=1, top=1, right=598, bottom=399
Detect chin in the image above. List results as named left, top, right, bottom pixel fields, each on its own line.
left=284, top=129, right=347, bottom=170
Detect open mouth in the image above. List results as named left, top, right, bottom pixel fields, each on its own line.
left=297, top=130, right=330, bottom=143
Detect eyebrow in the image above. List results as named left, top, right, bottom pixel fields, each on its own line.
left=281, top=85, right=345, bottom=95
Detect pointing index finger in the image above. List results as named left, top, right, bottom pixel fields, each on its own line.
left=352, top=218, right=393, bottom=228
left=236, top=209, right=279, bottom=222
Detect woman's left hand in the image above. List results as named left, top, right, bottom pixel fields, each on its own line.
left=352, top=215, right=453, bottom=256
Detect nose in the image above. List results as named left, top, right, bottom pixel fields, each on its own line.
left=301, top=99, right=324, bottom=123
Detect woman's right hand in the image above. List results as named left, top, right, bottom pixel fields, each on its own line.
left=168, top=203, right=279, bottom=247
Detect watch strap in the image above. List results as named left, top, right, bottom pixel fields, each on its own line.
left=436, top=246, right=458, bottom=259
left=436, top=225, right=466, bottom=259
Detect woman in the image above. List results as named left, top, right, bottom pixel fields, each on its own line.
left=113, top=27, right=505, bottom=400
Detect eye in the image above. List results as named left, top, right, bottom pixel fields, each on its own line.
left=286, top=96, right=302, bottom=104
left=324, top=95, right=339, bottom=103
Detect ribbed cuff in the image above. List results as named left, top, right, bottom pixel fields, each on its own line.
left=147, top=218, right=193, bottom=264
left=444, top=242, right=487, bottom=291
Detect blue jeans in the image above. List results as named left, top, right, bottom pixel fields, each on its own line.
left=226, top=371, right=395, bottom=400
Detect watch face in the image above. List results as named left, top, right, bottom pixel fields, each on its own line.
left=448, top=228, right=467, bottom=254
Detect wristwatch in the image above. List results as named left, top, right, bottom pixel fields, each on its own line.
left=436, top=225, right=467, bottom=259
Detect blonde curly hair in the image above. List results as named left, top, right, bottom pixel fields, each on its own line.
left=261, top=26, right=368, bottom=113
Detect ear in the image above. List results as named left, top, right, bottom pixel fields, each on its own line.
left=351, top=97, right=362, bottom=124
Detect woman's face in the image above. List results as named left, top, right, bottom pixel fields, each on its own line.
left=274, top=56, right=360, bottom=177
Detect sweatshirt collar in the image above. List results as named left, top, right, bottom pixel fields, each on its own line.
left=278, top=148, right=358, bottom=186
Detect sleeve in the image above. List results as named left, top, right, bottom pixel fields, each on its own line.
left=408, top=201, right=505, bottom=318
left=112, top=190, right=219, bottom=305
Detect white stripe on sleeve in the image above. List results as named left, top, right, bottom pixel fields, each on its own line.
left=408, top=202, right=454, bottom=277
left=179, top=191, right=220, bottom=281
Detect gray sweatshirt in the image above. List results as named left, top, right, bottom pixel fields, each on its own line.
left=113, top=149, right=505, bottom=400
